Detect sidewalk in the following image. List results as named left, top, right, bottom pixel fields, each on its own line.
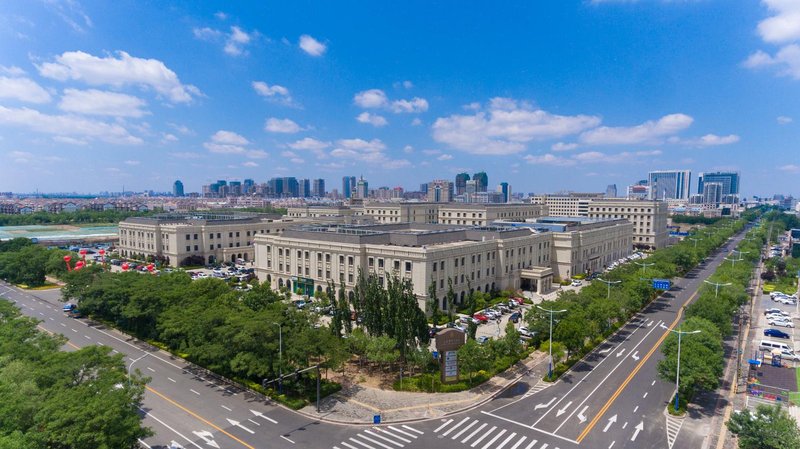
left=298, top=351, right=549, bottom=424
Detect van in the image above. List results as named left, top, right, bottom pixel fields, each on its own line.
left=759, top=339, right=793, bottom=353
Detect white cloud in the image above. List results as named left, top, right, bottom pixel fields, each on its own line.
left=224, top=26, right=255, bottom=56
left=778, top=163, right=800, bottom=173
left=328, top=137, right=409, bottom=168
left=523, top=153, right=575, bottom=166
left=433, top=97, right=601, bottom=155
left=354, top=89, right=388, bottom=108
left=288, top=137, right=330, bottom=152
left=0, top=66, right=26, bottom=76
left=336, top=138, right=386, bottom=152
left=299, top=34, right=327, bottom=56
left=356, top=112, right=388, bottom=127
left=0, top=105, right=142, bottom=144
left=246, top=150, right=269, bottom=159
left=252, top=81, right=290, bottom=98
left=170, top=151, right=203, bottom=159
left=393, top=80, right=413, bottom=89
left=168, top=122, right=192, bottom=135
left=161, top=133, right=178, bottom=143
left=281, top=150, right=297, bottom=158
left=215, top=11, right=228, bottom=20
left=579, top=113, right=693, bottom=145
left=264, top=117, right=302, bottom=133
left=422, top=149, right=441, bottom=155
left=524, top=149, right=662, bottom=166
left=193, top=27, right=222, bottom=40
left=0, top=76, right=52, bottom=103
left=44, top=0, right=93, bottom=33
left=58, top=88, right=148, bottom=117
left=403, top=145, right=414, bottom=153
left=10, top=150, right=33, bottom=163
left=437, top=154, right=454, bottom=161
left=551, top=142, right=578, bottom=152
left=680, top=133, right=740, bottom=146
left=242, top=161, right=259, bottom=167
left=757, top=0, right=800, bottom=43
left=53, top=136, right=88, bottom=145
left=290, top=158, right=305, bottom=164
left=744, top=45, right=800, bottom=79
left=411, top=118, right=422, bottom=126
left=391, top=97, right=428, bottom=113
left=204, top=130, right=250, bottom=154
left=778, top=115, right=793, bottom=124
left=124, top=160, right=140, bottom=166
left=37, top=51, right=200, bottom=103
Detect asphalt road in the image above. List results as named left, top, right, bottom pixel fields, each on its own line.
left=0, top=228, right=747, bottom=449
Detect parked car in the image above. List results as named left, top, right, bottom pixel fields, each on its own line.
left=476, top=336, right=490, bottom=344
left=764, top=328, right=792, bottom=339
left=293, top=299, right=307, bottom=309
left=571, top=280, right=582, bottom=287
left=509, top=311, right=521, bottom=323
left=518, top=326, right=534, bottom=338
left=765, top=308, right=787, bottom=316
left=472, top=313, right=489, bottom=323
left=767, top=317, right=795, bottom=328
left=428, top=327, right=440, bottom=338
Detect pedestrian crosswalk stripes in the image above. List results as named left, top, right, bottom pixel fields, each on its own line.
left=522, top=381, right=551, bottom=399
left=333, top=425, right=423, bottom=449
left=433, top=417, right=558, bottom=449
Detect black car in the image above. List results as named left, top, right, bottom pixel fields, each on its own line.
left=428, top=327, right=440, bottom=338
left=764, top=328, right=791, bottom=339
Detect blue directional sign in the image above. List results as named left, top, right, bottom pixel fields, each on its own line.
left=432, top=351, right=439, bottom=360
left=373, top=415, right=381, bottom=424
left=652, top=279, right=671, bottom=290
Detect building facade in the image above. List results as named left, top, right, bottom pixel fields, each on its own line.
left=173, top=180, right=184, bottom=197
left=587, top=199, right=668, bottom=249
left=648, top=170, right=691, bottom=200
left=362, top=203, right=439, bottom=224
left=438, top=204, right=548, bottom=226
left=697, top=171, right=740, bottom=204
left=118, top=212, right=289, bottom=266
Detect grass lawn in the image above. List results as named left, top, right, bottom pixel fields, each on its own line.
left=17, top=282, right=60, bottom=290
left=791, top=369, right=800, bottom=406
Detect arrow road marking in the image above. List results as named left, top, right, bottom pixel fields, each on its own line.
left=192, top=431, right=220, bottom=449
left=250, top=409, right=277, bottom=424
left=631, top=421, right=644, bottom=441
left=599, top=346, right=612, bottom=354
left=647, top=320, right=654, bottom=327
left=616, top=348, right=626, bottom=358
left=631, top=351, right=640, bottom=361
left=577, top=405, right=589, bottom=423
left=556, top=400, right=573, bottom=417
left=226, top=418, right=255, bottom=434
left=603, top=414, right=617, bottom=433
left=534, top=397, right=556, bottom=410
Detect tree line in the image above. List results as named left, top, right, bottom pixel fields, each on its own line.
left=0, top=299, right=150, bottom=448
left=0, top=238, right=74, bottom=287
left=0, top=209, right=158, bottom=226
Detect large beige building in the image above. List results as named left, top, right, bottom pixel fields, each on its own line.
left=118, top=212, right=290, bottom=266
left=587, top=199, right=668, bottom=249
left=254, top=223, right=554, bottom=310
left=437, top=204, right=548, bottom=226
left=363, top=202, right=439, bottom=224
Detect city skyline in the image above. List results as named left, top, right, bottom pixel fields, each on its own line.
left=1, top=2, right=799, bottom=196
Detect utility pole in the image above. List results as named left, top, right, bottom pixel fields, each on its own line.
left=661, top=324, right=701, bottom=412
left=633, top=261, right=654, bottom=277
left=536, top=305, right=566, bottom=379
left=703, top=280, right=732, bottom=298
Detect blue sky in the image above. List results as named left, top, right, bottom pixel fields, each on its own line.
left=0, top=0, right=798, bottom=197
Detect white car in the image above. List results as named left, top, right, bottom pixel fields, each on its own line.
left=518, top=326, right=534, bottom=338
left=768, top=318, right=795, bottom=328
left=571, top=280, right=582, bottom=287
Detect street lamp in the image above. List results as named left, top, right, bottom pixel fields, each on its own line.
left=688, top=238, right=700, bottom=249
left=724, top=255, right=743, bottom=268
left=596, top=278, right=622, bottom=299
left=272, top=322, right=283, bottom=394
left=703, top=280, right=732, bottom=298
left=633, top=261, right=654, bottom=277
left=660, top=324, right=701, bottom=412
left=128, top=353, right=149, bottom=389
left=536, top=305, right=567, bottom=380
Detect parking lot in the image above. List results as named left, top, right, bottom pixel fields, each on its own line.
left=751, top=289, right=800, bottom=366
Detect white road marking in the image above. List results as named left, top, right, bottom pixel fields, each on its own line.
left=609, top=441, right=615, bottom=449
left=603, top=414, right=618, bottom=432
left=523, top=440, right=537, bottom=449
left=356, top=433, right=394, bottom=449
left=48, top=317, right=54, bottom=321
left=441, top=417, right=470, bottom=436
left=388, top=426, right=418, bottom=439
left=341, top=443, right=359, bottom=449
left=250, top=409, right=278, bottom=424
left=139, top=409, right=203, bottom=449
left=509, top=436, right=527, bottom=449
left=451, top=420, right=477, bottom=440
left=622, top=421, right=628, bottom=429
left=556, top=400, right=573, bottom=417
left=577, top=405, right=589, bottom=423
left=191, top=430, right=220, bottom=449
left=221, top=405, right=232, bottom=411
left=190, top=389, right=201, bottom=395
left=168, top=377, right=176, bottom=383
left=631, top=421, right=644, bottom=441
left=651, top=380, right=656, bottom=386
left=534, top=397, right=556, bottom=410
left=146, top=367, right=155, bottom=373
left=434, top=419, right=454, bottom=433
left=480, top=428, right=506, bottom=449
left=280, top=435, right=295, bottom=444
left=111, top=349, right=118, bottom=354
left=376, top=428, right=410, bottom=443
left=633, top=406, right=638, bottom=413
left=630, top=351, right=640, bottom=361
left=461, top=423, right=487, bottom=444
left=138, top=438, right=151, bottom=448
left=364, top=430, right=403, bottom=448
left=84, top=335, right=91, bottom=340
left=642, top=392, right=648, bottom=399
left=599, top=346, right=613, bottom=354
left=225, top=418, right=254, bottom=434
left=494, top=432, right=516, bottom=449
left=616, top=348, right=626, bottom=357
left=247, top=418, right=260, bottom=426
left=349, top=437, right=374, bottom=449
left=60, top=323, right=66, bottom=327
left=71, top=328, right=77, bottom=332
left=470, top=425, right=496, bottom=448
left=400, top=425, right=423, bottom=435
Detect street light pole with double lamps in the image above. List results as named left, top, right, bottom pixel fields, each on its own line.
left=536, top=305, right=567, bottom=380
left=703, top=280, right=732, bottom=298
left=272, top=322, right=283, bottom=393
left=633, top=261, right=654, bottom=277
left=128, top=353, right=149, bottom=389
left=660, top=324, right=701, bottom=412
left=596, top=278, right=622, bottom=299
left=724, top=255, right=743, bottom=268
left=688, top=237, right=700, bottom=249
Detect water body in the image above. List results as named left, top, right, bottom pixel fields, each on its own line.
left=0, top=225, right=118, bottom=241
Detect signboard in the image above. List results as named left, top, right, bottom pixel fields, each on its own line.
left=652, top=279, right=671, bottom=290
left=435, top=328, right=466, bottom=384
left=373, top=415, right=381, bottom=424
left=432, top=351, right=439, bottom=360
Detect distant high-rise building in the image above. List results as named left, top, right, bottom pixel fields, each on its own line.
left=702, top=182, right=723, bottom=205
left=342, top=176, right=356, bottom=199
left=312, top=179, right=325, bottom=197
left=298, top=179, right=311, bottom=198
left=355, top=177, right=369, bottom=199
left=499, top=182, right=510, bottom=203
left=282, top=177, right=299, bottom=197
left=648, top=170, right=691, bottom=200
left=173, top=180, right=184, bottom=197
left=229, top=181, right=242, bottom=196
left=606, top=184, right=617, bottom=198
left=473, top=172, right=488, bottom=192
left=455, top=173, right=470, bottom=195
left=697, top=172, right=740, bottom=204
left=243, top=178, right=255, bottom=195
left=420, top=183, right=429, bottom=195
left=427, top=180, right=453, bottom=203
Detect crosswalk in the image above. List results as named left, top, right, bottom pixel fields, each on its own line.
left=665, top=414, right=684, bottom=449
left=433, top=417, right=559, bottom=449
left=521, top=381, right=551, bottom=399
left=333, top=424, right=423, bottom=449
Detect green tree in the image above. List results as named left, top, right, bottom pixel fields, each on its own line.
left=457, top=339, right=491, bottom=381
left=427, top=278, right=442, bottom=326
left=446, top=277, right=456, bottom=324
left=726, top=404, right=800, bottom=449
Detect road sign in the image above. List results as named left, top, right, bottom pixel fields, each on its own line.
left=653, top=279, right=671, bottom=290
left=432, top=351, right=439, bottom=359
left=373, top=415, right=381, bottom=424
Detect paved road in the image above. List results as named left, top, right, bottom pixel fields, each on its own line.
left=0, top=228, right=747, bottom=449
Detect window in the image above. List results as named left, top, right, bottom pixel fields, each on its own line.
left=339, top=255, right=345, bottom=264
left=461, top=257, right=465, bottom=265
left=394, top=260, right=400, bottom=271
left=278, top=248, right=283, bottom=256
left=454, top=258, right=459, bottom=267
left=368, top=257, right=374, bottom=267
left=378, top=258, right=384, bottom=268
left=210, top=233, right=214, bottom=239
left=186, top=245, right=191, bottom=251
left=440, top=279, right=444, bottom=288
left=193, top=234, right=198, bottom=240
left=472, top=255, right=475, bottom=263
left=433, top=263, right=437, bottom=272
left=348, top=274, right=354, bottom=283
left=326, top=254, right=331, bottom=263
left=246, top=231, right=251, bottom=236
left=297, top=250, right=302, bottom=258
left=236, top=232, right=240, bottom=237
left=217, top=233, right=221, bottom=238
left=209, top=245, right=214, bottom=250
left=304, top=251, right=309, bottom=259
left=185, top=234, right=190, bottom=240
left=405, top=261, right=412, bottom=272
left=229, top=232, right=233, bottom=238
left=236, top=242, right=240, bottom=247
left=348, top=256, right=354, bottom=265
left=217, top=244, right=221, bottom=249
left=440, top=261, right=445, bottom=270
